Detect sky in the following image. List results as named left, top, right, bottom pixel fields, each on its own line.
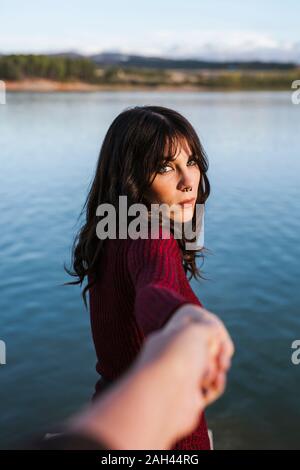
left=1, top=0, right=300, bottom=62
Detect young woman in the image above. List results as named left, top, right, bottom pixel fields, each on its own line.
left=65, top=105, right=213, bottom=450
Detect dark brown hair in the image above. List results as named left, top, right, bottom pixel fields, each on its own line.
left=64, top=105, right=211, bottom=308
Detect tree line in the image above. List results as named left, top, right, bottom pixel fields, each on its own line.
left=0, top=54, right=97, bottom=81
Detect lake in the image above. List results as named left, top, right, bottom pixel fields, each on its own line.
left=0, top=91, right=299, bottom=449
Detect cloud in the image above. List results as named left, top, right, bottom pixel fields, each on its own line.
left=1, top=29, right=299, bottom=63
left=88, top=30, right=300, bottom=63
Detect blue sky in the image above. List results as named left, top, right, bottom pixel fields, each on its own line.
left=1, top=0, right=299, bottom=61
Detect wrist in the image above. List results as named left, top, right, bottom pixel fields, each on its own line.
left=67, top=364, right=174, bottom=450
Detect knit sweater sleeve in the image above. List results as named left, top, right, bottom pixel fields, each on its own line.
left=127, top=233, right=194, bottom=336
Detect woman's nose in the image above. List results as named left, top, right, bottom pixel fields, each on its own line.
left=177, top=169, right=194, bottom=191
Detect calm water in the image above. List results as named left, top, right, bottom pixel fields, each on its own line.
left=0, top=91, right=299, bottom=449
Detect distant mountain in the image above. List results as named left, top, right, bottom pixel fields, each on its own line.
left=90, top=52, right=132, bottom=64
left=0, top=50, right=297, bottom=70
left=44, top=50, right=85, bottom=59
left=89, top=52, right=296, bottom=70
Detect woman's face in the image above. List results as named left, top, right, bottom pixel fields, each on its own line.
left=146, top=142, right=201, bottom=223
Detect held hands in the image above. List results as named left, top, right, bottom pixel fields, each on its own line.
left=137, top=303, right=234, bottom=411
left=133, top=304, right=234, bottom=443
left=66, top=304, right=234, bottom=450
left=164, top=303, right=235, bottom=406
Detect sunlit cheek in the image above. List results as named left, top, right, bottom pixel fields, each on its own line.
left=192, top=168, right=201, bottom=186
left=149, top=176, right=175, bottom=205
left=147, top=168, right=200, bottom=215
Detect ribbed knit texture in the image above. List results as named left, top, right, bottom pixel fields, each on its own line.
left=88, top=228, right=210, bottom=450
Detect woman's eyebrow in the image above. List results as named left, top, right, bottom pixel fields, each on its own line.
left=163, top=153, right=195, bottom=161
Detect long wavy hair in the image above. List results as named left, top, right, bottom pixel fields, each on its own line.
left=64, top=105, right=211, bottom=308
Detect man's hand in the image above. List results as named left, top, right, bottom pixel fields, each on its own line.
left=65, top=303, right=234, bottom=449
left=140, top=303, right=235, bottom=408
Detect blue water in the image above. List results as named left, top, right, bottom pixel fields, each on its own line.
left=0, top=91, right=299, bottom=449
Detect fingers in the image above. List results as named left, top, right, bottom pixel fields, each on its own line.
left=190, top=308, right=234, bottom=407
left=201, top=343, right=228, bottom=407
left=146, top=304, right=235, bottom=411
left=202, top=371, right=227, bottom=407
left=201, top=310, right=235, bottom=365
left=217, top=338, right=232, bottom=371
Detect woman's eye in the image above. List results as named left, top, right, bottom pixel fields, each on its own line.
left=157, top=158, right=197, bottom=174
left=157, top=164, right=173, bottom=174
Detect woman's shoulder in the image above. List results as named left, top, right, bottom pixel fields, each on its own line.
left=125, top=226, right=180, bottom=255
left=124, top=226, right=184, bottom=277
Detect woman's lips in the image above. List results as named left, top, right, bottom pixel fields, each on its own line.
left=178, top=197, right=195, bottom=207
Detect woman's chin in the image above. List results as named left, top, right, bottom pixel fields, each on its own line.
left=171, top=207, right=194, bottom=224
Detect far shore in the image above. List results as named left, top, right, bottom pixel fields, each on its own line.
left=4, top=79, right=211, bottom=92
left=4, top=79, right=291, bottom=93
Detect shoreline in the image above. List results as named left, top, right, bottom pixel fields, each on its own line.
left=4, top=79, right=291, bottom=93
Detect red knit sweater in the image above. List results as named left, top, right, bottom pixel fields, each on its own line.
left=88, top=229, right=210, bottom=450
